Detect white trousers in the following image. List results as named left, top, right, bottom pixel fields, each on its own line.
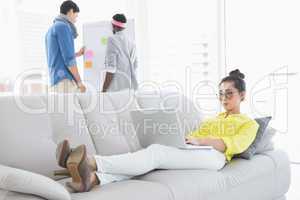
left=48, top=79, right=79, bottom=93
left=94, top=144, right=226, bottom=185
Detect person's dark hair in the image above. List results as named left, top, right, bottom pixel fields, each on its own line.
left=219, top=69, right=246, bottom=92
left=60, top=0, right=80, bottom=15
left=112, top=13, right=127, bottom=23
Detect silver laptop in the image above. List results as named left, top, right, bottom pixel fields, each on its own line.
left=130, top=108, right=212, bottom=150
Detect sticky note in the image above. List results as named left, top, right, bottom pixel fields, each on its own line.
left=85, top=50, right=94, bottom=60
left=84, top=61, right=93, bottom=69
left=101, top=37, right=108, bottom=45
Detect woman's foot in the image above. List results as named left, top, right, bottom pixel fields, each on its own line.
left=56, top=140, right=97, bottom=171
left=66, top=145, right=96, bottom=192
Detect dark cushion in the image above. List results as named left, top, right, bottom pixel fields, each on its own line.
left=256, top=126, right=276, bottom=153
left=236, top=116, right=272, bottom=159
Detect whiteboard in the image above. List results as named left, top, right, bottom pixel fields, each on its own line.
left=82, top=20, right=135, bottom=91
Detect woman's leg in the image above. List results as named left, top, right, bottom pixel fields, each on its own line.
left=94, top=144, right=162, bottom=176
left=95, top=173, right=132, bottom=185
left=155, top=145, right=226, bottom=170
left=93, top=144, right=226, bottom=177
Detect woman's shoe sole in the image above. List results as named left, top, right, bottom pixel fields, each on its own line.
left=67, top=145, right=86, bottom=183
left=56, top=140, right=71, bottom=168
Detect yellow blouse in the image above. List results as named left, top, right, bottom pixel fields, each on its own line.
left=188, top=112, right=259, bottom=161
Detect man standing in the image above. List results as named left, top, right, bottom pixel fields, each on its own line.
left=46, top=0, right=86, bottom=93
left=102, top=14, right=138, bottom=92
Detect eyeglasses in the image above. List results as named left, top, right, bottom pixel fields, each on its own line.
left=217, top=90, right=239, bottom=99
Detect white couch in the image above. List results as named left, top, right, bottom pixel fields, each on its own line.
left=0, top=91, right=291, bottom=200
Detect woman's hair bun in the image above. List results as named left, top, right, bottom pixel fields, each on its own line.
left=229, top=69, right=245, bottom=79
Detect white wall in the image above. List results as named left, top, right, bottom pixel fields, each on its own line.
left=225, top=0, right=300, bottom=161
left=0, top=0, right=148, bottom=89
left=0, top=0, right=223, bottom=100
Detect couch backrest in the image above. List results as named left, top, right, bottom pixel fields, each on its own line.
left=77, top=90, right=141, bottom=155
left=77, top=89, right=206, bottom=155
left=105, top=90, right=142, bottom=152
left=0, top=91, right=205, bottom=178
left=135, top=90, right=205, bottom=135
left=42, top=94, right=96, bottom=155
left=0, top=95, right=59, bottom=178
left=0, top=94, right=98, bottom=179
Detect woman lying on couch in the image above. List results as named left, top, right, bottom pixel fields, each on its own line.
left=55, top=69, right=259, bottom=193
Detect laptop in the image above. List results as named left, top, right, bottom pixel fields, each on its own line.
left=130, top=108, right=213, bottom=150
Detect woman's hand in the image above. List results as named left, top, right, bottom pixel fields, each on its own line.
left=186, top=137, right=227, bottom=152
left=185, top=137, right=202, bottom=146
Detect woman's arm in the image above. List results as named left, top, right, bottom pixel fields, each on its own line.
left=186, top=137, right=226, bottom=153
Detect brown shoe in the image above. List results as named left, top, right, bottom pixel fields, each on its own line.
left=56, top=140, right=71, bottom=168
left=66, top=145, right=93, bottom=192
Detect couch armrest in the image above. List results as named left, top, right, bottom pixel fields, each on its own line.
left=261, top=149, right=291, bottom=197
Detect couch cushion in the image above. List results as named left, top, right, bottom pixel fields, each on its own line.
left=0, top=189, right=44, bottom=200
left=43, top=94, right=96, bottom=155
left=135, top=90, right=204, bottom=135
left=0, top=164, right=70, bottom=200
left=255, top=127, right=276, bottom=153
left=105, top=90, right=142, bottom=152
left=0, top=95, right=60, bottom=178
left=135, top=150, right=290, bottom=200
left=77, top=93, right=131, bottom=155
left=57, top=179, right=173, bottom=200
left=237, top=116, right=272, bottom=159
